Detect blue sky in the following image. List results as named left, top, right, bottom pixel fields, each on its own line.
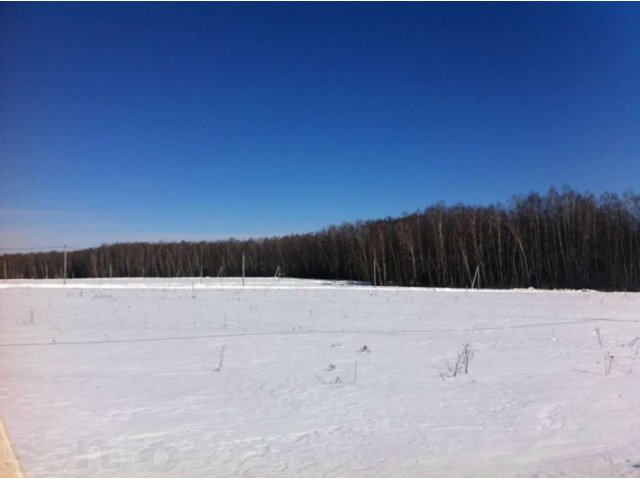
left=1, top=3, right=639, bottom=250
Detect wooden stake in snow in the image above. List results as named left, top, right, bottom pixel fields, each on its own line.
left=63, top=244, right=68, bottom=285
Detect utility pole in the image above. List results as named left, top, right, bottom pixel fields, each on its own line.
left=109, top=263, right=113, bottom=283
left=242, top=252, right=245, bottom=287
left=63, top=244, right=68, bottom=285
left=3, top=261, right=6, bottom=282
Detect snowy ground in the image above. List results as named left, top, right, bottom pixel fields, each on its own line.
left=1, top=278, right=639, bottom=477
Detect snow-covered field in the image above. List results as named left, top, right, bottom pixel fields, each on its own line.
left=1, top=278, right=639, bottom=477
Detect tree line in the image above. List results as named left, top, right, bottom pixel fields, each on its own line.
left=3, top=187, right=640, bottom=291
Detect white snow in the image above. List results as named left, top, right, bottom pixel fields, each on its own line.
left=1, top=278, right=639, bottom=476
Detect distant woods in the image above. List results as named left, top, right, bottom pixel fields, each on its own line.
left=3, top=188, right=640, bottom=291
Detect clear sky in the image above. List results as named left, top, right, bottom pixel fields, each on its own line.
left=1, top=2, right=639, bottom=250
